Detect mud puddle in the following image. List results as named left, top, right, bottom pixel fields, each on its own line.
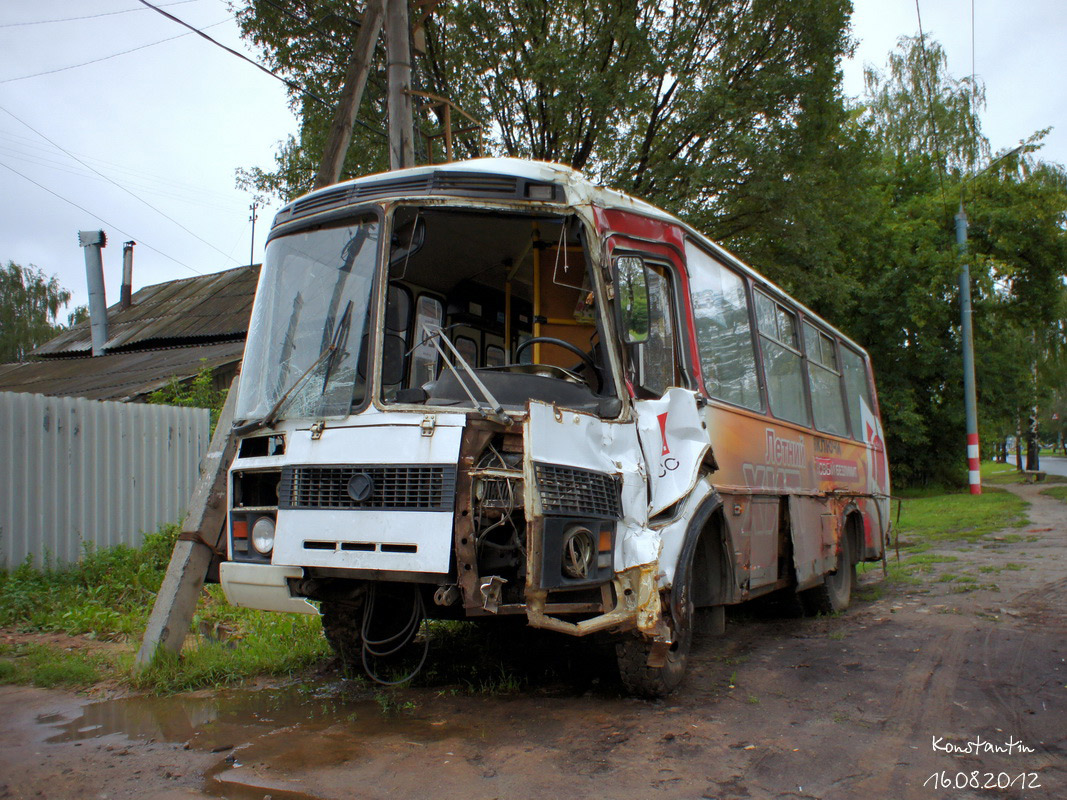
left=37, top=680, right=471, bottom=798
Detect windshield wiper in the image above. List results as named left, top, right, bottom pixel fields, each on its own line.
left=234, top=302, right=354, bottom=437
left=320, top=301, right=353, bottom=395
left=421, top=325, right=511, bottom=426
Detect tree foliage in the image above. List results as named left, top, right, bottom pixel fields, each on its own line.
left=843, top=37, right=1067, bottom=485
left=232, top=8, right=1067, bottom=487
left=147, top=361, right=229, bottom=434
left=0, top=261, right=72, bottom=363
left=235, top=0, right=854, bottom=245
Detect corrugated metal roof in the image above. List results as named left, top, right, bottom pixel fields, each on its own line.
left=34, top=264, right=260, bottom=357
left=0, top=341, right=245, bottom=402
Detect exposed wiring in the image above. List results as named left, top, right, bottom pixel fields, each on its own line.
left=913, top=0, right=952, bottom=222
left=0, top=158, right=202, bottom=275
left=359, top=584, right=430, bottom=685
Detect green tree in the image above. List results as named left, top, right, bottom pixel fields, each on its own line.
left=849, top=36, right=1067, bottom=485
left=235, top=0, right=855, bottom=248
left=0, top=261, right=72, bottom=363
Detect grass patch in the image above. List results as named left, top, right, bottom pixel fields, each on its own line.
left=1040, top=486, right=1067, bottom=503
left=0, top=524, right=331, bottom=694
left=0, top=641, right=113, bottom=689
left=0, top=525, right=181, bottom=639
left=132, top=603, right=330, bottom=694
left=893, top=487, right=1027, bottom=545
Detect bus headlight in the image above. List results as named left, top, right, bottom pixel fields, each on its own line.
left=251, top=516, right=276, bottom=555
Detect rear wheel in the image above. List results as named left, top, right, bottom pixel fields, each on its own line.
left=799, top=532, right=854, bottom=615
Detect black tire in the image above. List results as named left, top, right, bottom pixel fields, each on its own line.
left=799, top=532, right=854, bottom=616
left=320, top=600, right=363, bottom=673
left=616, top=586, right=693, bottom=699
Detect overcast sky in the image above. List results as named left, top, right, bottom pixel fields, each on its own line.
left=1, top=0, right=1064, bottom=316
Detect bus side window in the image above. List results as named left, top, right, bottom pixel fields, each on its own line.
left=684, top=242, right=762, bottom=410
left=755, top=291, right=809, bottom=426
left=803, top=321, right=848, bottom=436
left=840, top=345, right=873, bottom=440
left=631, top=266, right=676, bottom=397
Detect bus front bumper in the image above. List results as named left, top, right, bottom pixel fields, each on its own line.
left=219, top=562, right=319, bottom=615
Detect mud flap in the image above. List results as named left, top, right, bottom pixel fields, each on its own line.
left=635, top=388, right=711, bottom=517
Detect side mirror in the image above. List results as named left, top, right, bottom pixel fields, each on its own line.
left=614, top=255, right=650, bottom=344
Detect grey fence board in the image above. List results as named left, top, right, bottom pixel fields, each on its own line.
left=0, top=391, right=209, bottom=569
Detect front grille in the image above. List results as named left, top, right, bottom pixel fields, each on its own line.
left=279, top=464, right=457, bottom=511
left=534, top=463, right=622, bottom=520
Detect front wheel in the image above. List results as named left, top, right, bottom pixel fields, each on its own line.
left=799, top=533, right=854, bottom=615
left=616, top=586, right=693, bottom=699
left=320, top=600, right=363, bottom=673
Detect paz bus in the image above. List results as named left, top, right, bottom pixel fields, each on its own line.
left=221, top=157, right=890, bottom=697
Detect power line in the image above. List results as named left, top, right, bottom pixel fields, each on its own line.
left=0, top=158, right=202, bottom=275
left=0, top=129, right=247, bottom=206
left=0, top=18, right=231, bottom=85
left=0, top=102, right=240, bottom=264
left=913, top=0, right=951, bottom=221
left=137, top=0, right=389, bottom=141
left=134, top=0, right=330, bottom=108
left=0, top=0, right=198, bottom=28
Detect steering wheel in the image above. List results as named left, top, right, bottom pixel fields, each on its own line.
left=514, top=337, right=601, bottom=393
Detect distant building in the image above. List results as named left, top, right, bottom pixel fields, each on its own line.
left=0, top=265, right=259, bottom=401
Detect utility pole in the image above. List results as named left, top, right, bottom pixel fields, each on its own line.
left=955, top=205, right=981, bottom=494
left=385, top=0, right=415, bottom=170
left=954, top=145, right=1026, bottom=494
left=313, top=0, right=385, bottom=189
left=249, top=202, right=258, bottom=266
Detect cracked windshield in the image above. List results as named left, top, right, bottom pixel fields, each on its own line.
left=236, top=216, right=379, bottom=422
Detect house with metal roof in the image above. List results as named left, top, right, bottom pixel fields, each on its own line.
left=0, top=265, right=258, bottom=402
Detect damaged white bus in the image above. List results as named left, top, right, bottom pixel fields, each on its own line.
left=221, top=158, right=890, bottom=696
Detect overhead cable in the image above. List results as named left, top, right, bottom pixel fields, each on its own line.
left=0, top=159, right=202, bottom=275
left=134, top=0, right=329, bottom=108
left=0, top=0, right=198, bottom=28
left=0, top=103, right=239, bottom=264
left=0, top=19, right=231, bottom=85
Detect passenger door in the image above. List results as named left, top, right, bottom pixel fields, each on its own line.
left=608, top=237, right=711, bottom=516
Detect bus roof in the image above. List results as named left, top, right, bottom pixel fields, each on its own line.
left=284, top=157, right=870, bottom=357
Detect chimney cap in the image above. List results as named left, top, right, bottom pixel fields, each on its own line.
left=78, top=230, right=106, bottom=247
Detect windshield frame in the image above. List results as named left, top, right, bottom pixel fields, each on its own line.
left=235, top=204, right=386, bottom=426
left=371, top=201, right=627, bottom=418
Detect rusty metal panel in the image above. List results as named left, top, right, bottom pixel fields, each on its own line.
left=787, top=495, right=838, bottom=590
left=0, top=391, right=209, bottom=569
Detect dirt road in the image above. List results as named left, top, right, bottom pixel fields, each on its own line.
left=2, top=483, right=1064, bottom=800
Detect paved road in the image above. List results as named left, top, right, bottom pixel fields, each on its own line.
left=1007, top=453, right=1067, bottom=477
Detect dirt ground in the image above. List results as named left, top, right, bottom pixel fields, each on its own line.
left=1, top=483, right=1064, bottom=800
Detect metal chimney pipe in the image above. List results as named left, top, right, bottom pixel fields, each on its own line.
left=120, top=240, right=135, bottom=310
left=78, top=230, right=108, bottom=356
